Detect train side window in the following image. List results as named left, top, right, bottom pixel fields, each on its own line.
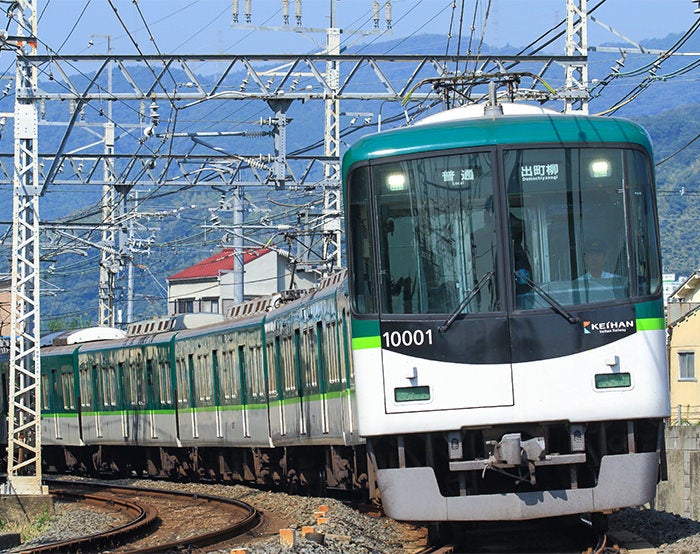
left=220, top=349, right=230, bottom=400
left=79, top=364, right=91, bottom=407
left=266, top=341, right=277, bottom=397
left=128, top=362, right=137, bottom=405
left=103, top=366, right=110, bottom=407
left=41, top=372, right=51, bottom=410
left=326, top=321, right=340, bottom=385
left=282, top=335, right=296, bottom=394
left=129, top=357, right=145, bottom=407
left=197, top=354, right=212, bottom=402
left=347, top=165, right=378, bottom=314
left=176, top=357, right=189, bottom=405
left=62, top=372, right=75, bottom=410
left=232, top=349, right=240, bottom=400
left=102, top=366, right=117, bottom=407
left=249, top=345, right=264, bottom=401
left=158, top=361, right=172, bottom=405
left=303, top=327, right=318, bottom=388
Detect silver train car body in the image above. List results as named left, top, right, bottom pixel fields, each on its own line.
left=343, top=103, right=670, bottom=521
left=36, top=273, right=364, bottom=491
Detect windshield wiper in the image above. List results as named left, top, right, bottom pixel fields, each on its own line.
left=438, top=271, right=494, bottom=333
left=515, top=272, right=580, bottom=324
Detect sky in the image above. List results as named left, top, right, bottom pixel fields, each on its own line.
left=19, top=0, right=700, bottom=59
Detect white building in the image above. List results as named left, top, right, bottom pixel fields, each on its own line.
left=166, top=248, right=318, bottom=316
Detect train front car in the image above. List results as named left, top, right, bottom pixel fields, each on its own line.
left=342, top=103, right=669, bottom=522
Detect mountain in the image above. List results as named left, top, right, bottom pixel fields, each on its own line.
left=2, top=31, right=699, bottom=330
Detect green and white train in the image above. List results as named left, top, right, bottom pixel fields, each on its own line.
left=1, top=101, right=669, bottom=524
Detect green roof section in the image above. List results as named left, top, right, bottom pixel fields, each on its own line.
left=342, top=112, right=653, bottom=178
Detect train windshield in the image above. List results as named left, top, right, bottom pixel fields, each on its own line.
left=347, top=146, right=660, bottom=316
left=505, top=147, right=660, bottom=310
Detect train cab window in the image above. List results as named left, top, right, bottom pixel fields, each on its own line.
left=370, top=151, right=499, bottom=315
left=504, top=147, right=659, bottom=310
left=625, top=149, right=661, bottom=296
left=347, top=166, right=378, bottom=314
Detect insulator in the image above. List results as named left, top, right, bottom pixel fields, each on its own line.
left=245, top=0, right=252, bottom=23
left=385, top=1, right=392, bottom=29
left=282, top=0, right=289, bottom=24
left=296, top=0, right=302, bottom=25
left=149, top=100, right=160, bottom=125
left=373, top=1, right=380, bottom=28
left=232, top=0, right=239, bottom=22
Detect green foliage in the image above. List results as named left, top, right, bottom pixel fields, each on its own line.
left=641, top=103, right=700, bottom=275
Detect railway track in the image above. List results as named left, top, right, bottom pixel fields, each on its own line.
left=14, top=480, right=260, bottom=554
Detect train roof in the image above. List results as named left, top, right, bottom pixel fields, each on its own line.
left=41, top=327, right=127, bottom=347
left=341, top=102, right=653, bottom=171
left=126, top=313, right=225, bottom=337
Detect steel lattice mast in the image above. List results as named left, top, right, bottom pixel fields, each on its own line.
left=565, top=0, right=588, bottom=112
left=4, top=0, right=46, bottom=496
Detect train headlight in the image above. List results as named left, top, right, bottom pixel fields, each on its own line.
left=589, top=159, right=611, bottom=178
left=386, top=173, right=406, bottom=191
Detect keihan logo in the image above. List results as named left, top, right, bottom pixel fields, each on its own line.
left=583, top=319, right=635, bottom=335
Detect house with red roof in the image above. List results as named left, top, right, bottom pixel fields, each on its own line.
left=166, top=247, right=318, bottom=316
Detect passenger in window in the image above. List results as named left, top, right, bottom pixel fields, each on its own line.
left=580, top=239, right=618, bottom=280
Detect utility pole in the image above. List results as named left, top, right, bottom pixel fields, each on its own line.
left=322, top=0, right=342, bottom=274
left=565, top=0, right=588, bottom=113
left=4, top=0, right=47, bottom=496
left=96, top=35, right=119, bottom=328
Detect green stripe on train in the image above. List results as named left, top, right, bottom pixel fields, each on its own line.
left=636, top=317, right=665, bottom=331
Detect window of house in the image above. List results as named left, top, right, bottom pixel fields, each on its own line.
left=201, top=298, right=219, bottom=313
left=679, top=351, right=696, bottom=381
left=177, top=298, right=194, bottom=314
